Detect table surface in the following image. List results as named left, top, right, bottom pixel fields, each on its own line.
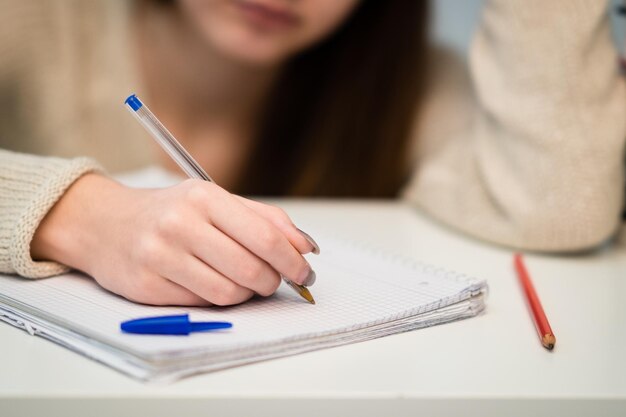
left=2, top=201, right=625, bottom=417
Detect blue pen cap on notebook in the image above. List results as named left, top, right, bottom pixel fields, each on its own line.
left=124, top=94, right=143, bottom=111
left=120, top=314, right=232, bottom=335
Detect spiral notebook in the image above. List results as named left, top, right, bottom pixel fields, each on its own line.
left=0, top=232, right=487, bottom=382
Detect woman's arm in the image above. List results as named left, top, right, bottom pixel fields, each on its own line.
left=0, top=149, right=102, bottom=277
left=405, top=0, right=626, bottom=252
left=0, top=149, right=317, bottom=306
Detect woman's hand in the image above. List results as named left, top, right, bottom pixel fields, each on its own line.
left=31, top=174, right=318, bottom=306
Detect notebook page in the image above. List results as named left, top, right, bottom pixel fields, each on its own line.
left=0, top=232, right=484, bottom=359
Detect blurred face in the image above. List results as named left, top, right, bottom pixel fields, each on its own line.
left=178, top=0, right=361, bottom=66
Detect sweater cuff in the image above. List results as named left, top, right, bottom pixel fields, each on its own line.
left=1, top=154, right=104, bottom=278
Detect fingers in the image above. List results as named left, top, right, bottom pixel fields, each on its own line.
left=208, top=189, right=314, bottom=286
left=88, top=179, right=317, bottom=308
left=115, top=180, right=317, bottom=308
left=234, top=196, right=319, bottom=255
left=113, top=273, right=213, bottom=307
left=155, top=252, right=255, bottom=306
left=186, top=223, right=281, bottom=297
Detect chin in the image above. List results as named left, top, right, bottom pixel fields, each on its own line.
left=208, top=27, right=298, bottom=67
left=220, top=41, right=290, bottom=67
left=179, top=0, right=317, bottom=67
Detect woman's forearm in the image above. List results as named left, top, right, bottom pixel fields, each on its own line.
left=408, top=0, right=626, bottom=251
left=30, top=173, right=133, bottom=274
left=1, top=148, right=317, bottom=307
left=0, top=149, right=103, bottom=277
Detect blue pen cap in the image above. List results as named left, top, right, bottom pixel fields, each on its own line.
left=121, top=314, right=191, bottom=335
left=120, top=314, right=233, bottom=335
left=124, top=94, right=143, bottom=111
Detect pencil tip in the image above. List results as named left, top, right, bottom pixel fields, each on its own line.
left=542, top=334, right=556, bottom=351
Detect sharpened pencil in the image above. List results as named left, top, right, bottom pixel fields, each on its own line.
left=514, top=253, right=556, bottom=351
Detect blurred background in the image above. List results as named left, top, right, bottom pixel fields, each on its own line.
left=433, top=0, right=625, bottom=56
left=1, top=0, right=623, bottom=183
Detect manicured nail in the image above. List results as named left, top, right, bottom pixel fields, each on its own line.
left=298, top=264, right=316, bottom=287
left=297, top=228, right=320, bottom=255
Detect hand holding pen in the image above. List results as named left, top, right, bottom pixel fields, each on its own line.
left=30, top=96, right=319, bottom=307
left=124, top=94, right=318, bottom=304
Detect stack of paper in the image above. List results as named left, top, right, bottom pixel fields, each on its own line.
left=0, top=232, right=487, bottom=382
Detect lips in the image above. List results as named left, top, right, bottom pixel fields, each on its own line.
left=233, top=0, right=301, bottom=30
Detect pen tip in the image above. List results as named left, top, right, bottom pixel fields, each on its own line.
left=282, top=276, right=316, bottom=304
left=300, top=287, right=316, bottom=304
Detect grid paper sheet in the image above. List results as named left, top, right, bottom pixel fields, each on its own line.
left=0, top=232, right=486, bottom=381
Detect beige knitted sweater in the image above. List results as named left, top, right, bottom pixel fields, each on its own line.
left=1, top=0, right=625, bottom=278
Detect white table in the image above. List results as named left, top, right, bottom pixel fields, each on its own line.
left=1, top=201, right=625, bottom=417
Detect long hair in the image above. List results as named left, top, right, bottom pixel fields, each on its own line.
left=239, top=1, right=430, bottom=197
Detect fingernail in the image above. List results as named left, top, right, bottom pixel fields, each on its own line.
left=298, top=264, right=316, bottom=287
left=297, top=228, right=320, bottom=255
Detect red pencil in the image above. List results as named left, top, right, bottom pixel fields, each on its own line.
left=513, top=253, right=556, bottom=351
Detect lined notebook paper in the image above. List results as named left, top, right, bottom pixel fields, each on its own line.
left=0, top=232, right=487, bottom=382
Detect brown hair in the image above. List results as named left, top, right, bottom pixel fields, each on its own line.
left=239, top=1, right=430, bottom=197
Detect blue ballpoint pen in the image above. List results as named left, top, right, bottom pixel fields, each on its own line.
left=124, top=94, right=315, bottom=304
left=121, top=314, right=232, bottom=335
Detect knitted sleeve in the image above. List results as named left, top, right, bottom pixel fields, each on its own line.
left=404, top=0, right=626, bottom=252
left=0, top=149, right=103, bottom=278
